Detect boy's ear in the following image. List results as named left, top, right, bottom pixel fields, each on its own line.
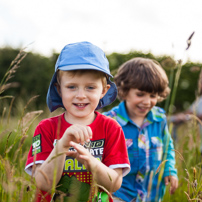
left=55, top=83, right=61, bottom=96
left=100, top=84, right=110, bottom=99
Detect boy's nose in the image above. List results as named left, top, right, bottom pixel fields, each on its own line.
left=76, top=89, right=86, bottom=99
left=143, top=96, right=150, bottom=104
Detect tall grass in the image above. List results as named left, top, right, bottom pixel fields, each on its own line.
left=162, top=31, right=202, bottom=201
left=1, top=32, right=202, bottom=202
left=0, top=50, right=43, bottom=201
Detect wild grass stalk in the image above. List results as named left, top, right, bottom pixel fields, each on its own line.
left=154, top=32, right=197, bottom=201
left=1, top=34, right=202, bottom=201
left=0, top=49, right=43, bottom=202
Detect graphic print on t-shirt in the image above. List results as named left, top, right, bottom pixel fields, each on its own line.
left=32, top=134, right=41, bottom=155
left=52, top=139, right=105, bottom=201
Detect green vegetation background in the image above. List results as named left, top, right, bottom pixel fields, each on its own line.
left=0, top=47, right=201, bottom=113
left=1, top=47, right=202, bottom=201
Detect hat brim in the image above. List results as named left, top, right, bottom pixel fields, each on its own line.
left=58, top=64, right=113, bottom=78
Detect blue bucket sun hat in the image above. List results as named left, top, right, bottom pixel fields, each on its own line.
left=46, top=41, right=117, bottom=112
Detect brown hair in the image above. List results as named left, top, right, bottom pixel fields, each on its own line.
left=114, top=57, right=170, bottom=102
left=56, top=69, right=108, bottom=88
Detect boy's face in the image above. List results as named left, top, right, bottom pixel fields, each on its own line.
left=57, top=71, right=110, bottom=124
left=125, top=88, right=158, bottom=121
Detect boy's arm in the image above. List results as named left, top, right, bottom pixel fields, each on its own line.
left=69, top=141, right=123, bottom=192
left=34, top=140, right=67, bottom=192
left=162, top=122, right=178, bottom=193
left=34, top=124, right=92, bottom=192
left=163, top=122, right=178, bottom=178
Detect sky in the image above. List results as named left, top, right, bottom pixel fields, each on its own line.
left=0, top=0, right=202, bottom=63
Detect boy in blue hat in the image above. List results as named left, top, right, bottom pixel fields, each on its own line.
left=25, top=41, right=130, bottom=202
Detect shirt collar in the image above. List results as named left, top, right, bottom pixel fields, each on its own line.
left=116, top=101, right=130, bottom=127
left=117, top=102, right=165, bottom=127
left=147, top=106, right=165, bottom=122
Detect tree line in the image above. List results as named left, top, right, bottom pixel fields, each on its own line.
left=0, top=47, right=201, bottom=114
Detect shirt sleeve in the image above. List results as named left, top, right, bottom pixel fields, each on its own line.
left=162, top=120, right=178, bottom=178
left=25, top=119, right=55, bottom=175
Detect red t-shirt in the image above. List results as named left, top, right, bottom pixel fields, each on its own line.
left=25, top=111, right=130, bottom=202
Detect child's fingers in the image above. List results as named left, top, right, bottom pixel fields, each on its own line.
left=64, top=127, right=80, bottom=143
left=70, top=141, right=88, bottom=155
left=170, top=177, right=178, bottom=194
left=86, top=126, right=93, bottom=141
left=79, top=126, right=92, bottom=144
left=164, top=176, right=169, bottom=186
left=69, top=141, right=94, bottom=171
left=164, top=176, right=178, bottom=194
left=75, top=127, right=85, bottom=145
left=68, top=125, right=91, bottom=144
left=66, top=150, right=77, bottom=158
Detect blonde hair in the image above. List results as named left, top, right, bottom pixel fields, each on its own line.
left=115, top=57, right=170, bottom=102
left=56, top=69, right=108, bottom=88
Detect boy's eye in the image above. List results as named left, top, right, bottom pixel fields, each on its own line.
left=87, top=86, right=95, bottom=90
left=151, top=94, right=157, bottom=98
left=67, top=85, right=76, bottom=89
left=136, top=93, right=144, bottom=97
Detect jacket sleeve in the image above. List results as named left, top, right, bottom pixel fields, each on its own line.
left=162, top=120, right=178, bottom=178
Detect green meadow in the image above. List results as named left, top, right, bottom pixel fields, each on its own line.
left=1, top=42, right=202, bottom=201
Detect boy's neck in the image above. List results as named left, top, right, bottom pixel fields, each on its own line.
left=130, top=116, right=145, bottom=127
left=64, top=111, right=97, bottom=125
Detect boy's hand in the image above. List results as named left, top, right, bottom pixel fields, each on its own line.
left=164, top=176, right=178, bottom=194
left=68, top=141, right=96, bottom=172
left=60, top=124, right=92, bottom=151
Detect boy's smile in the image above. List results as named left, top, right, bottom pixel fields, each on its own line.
left=125, top=88, right=158, bottom=125
left=57, top=71, right=109, bottom=125
left=74, top=103, right=89, bottom=108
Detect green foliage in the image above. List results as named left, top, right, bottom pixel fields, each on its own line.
left=0, top=50, right=44, bottom=201
left=1, top=46, right=202, bottom=201
left=0, top=47, right=57, bottom=110
left=0, top=47, right=201, bottom=113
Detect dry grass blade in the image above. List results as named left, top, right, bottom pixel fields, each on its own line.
left=38, top=169, right=50, bottom=186
left=190, top=199, right=202, bottom=202
left=184, top=177, right=191, bottom=184
left=0, top=95, right=14, bottom=100
left=7, top=96, right=15, bottom=125
left=4, top=158, right=13, bottom=181
left=184, top=191, right=191, bottom=202
left=155, top=160, right=168, bottom=175
left=4, top=131, right=12, bottom=157
left=172, top=149, right=186, bottom=164
left=147, top=170, right=154, bottom=198
left=107, top=172, right=112, bottom=182
left=193, top=167, right=196, bottom=181
left=23, top=95, right=39, bottom=111
left=47, top=152, right=66, bottom=163
left=185, top=169, right=190, bottom=178
left=1, top=107, right=7, bottom=125
left=0, top=49, right=27, bottom=94
left=18, top=95, right=41, bottom=130
left=189, top=114, right=202, bottom=127
left=21, top=110, right=43, bottom=128
left=0, top=82, right=20, bottom=92
left=17, top=184, right=24, bottom=202
left=31, top=148, right=37, bottom=178
left=0, top=129, right=10, bottom=139
left=93, top=183, right=112, bottom=199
